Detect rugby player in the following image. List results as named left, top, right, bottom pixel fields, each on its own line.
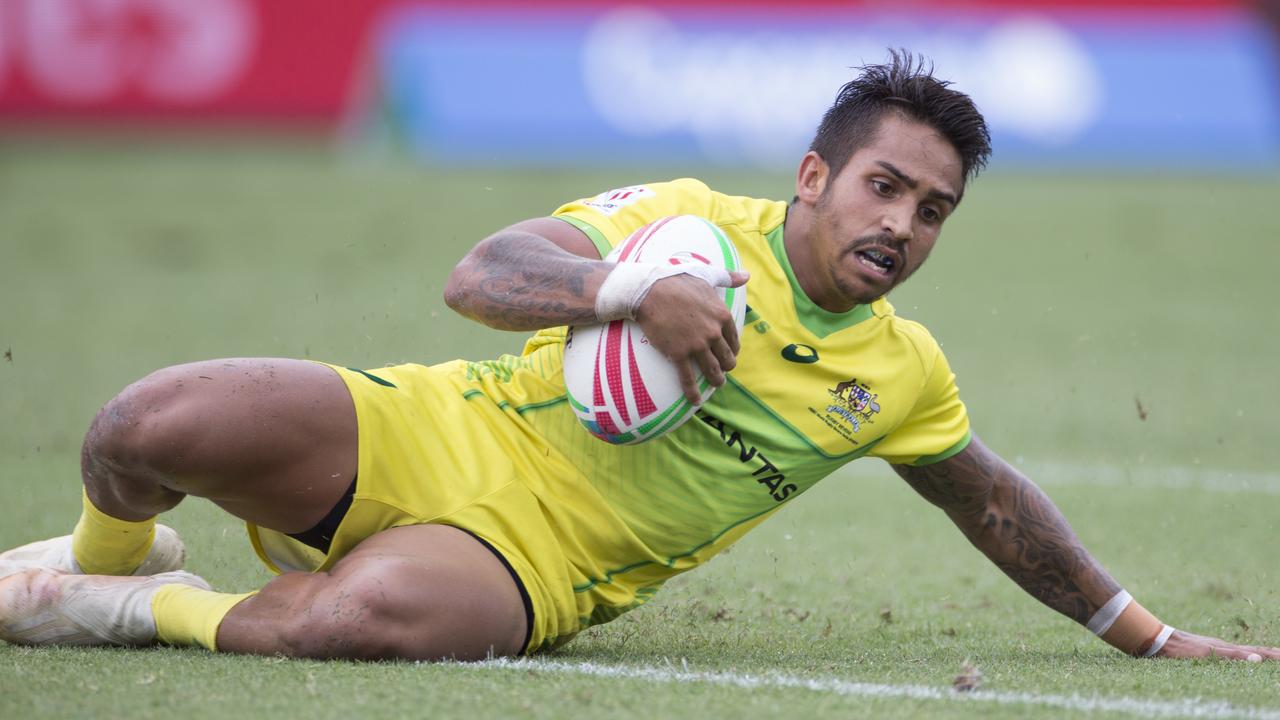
left=1, top=51, right=1275, bottom=663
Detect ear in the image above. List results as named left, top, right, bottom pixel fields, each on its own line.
left=795, top=151, right=830, bottom=206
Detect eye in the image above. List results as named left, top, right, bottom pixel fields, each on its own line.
left=871, top=179, right=894, bottom=197
left=919, top=206, right=941, bottom=223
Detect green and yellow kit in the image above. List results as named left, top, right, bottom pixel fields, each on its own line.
left=249, top=179, right=971, bottom=653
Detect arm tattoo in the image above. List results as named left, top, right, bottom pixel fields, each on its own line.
left=447, top=232, right=608, bottom=330
left=894, top=437, right=1121, bottom=625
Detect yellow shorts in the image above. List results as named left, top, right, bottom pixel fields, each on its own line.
left=246, top=362, right=582, bottom=653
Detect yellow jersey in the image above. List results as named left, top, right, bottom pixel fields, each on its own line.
left=441, top=178, right=971, bottom=628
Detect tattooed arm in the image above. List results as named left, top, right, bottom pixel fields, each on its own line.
left=444, top=216, right=749, bottom=398
left=893, top=434, right=1280, bottom=660
left=443, top=218, right=609, bottom=331
left=892, top=434, right=1120, bottom=623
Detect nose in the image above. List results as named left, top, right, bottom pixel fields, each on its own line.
left=881, top=202, right=914, bottom=242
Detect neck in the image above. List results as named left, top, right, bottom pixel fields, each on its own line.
left=783, top=203, right=855, bottom=314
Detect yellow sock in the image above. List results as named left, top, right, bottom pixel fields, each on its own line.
left=152, top=585, right=256, bottom=651
left=71, top=489, right=156, bottom=575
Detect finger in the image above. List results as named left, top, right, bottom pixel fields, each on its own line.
left=697, top=347, right=725, bottom=389
left=675, top=264, right=732, bottom=288
left=1209, top=644, right=1263, bottom=662
left=676, top=358, right=701, bottom=405
left=723, top=313, right=741, bottom=356
left=1209, top=639, right=1280, bottom=662
left=710, top=336, right=736, bottom=374
left=728, top=270, right=750, bottom=287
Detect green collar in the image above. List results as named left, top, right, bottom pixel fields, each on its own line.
left=766, top=224, right=875, bottom=338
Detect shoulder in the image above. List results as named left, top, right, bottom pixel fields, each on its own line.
left=870, top=301, right=946, bottom=379
left=553, top=178, right=786, bottom=256
left=704, top=186, right=788, bottom=237
left=561, top=177, right=784, bottom=225
left=629, top=178, right=785, bottom=227
left=592, top=178, right=714, bottom=211
left=554, top=178, right=714, bottom=227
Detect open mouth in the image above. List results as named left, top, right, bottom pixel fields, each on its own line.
left=854, top=248, right=898, bottom=277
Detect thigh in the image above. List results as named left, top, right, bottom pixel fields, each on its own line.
left=220, top=524, right=529, bottom=660
left=111, top=358, right=357, bottom=533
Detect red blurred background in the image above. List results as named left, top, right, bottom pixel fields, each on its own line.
left=1, top=0, right=1274, bottom=126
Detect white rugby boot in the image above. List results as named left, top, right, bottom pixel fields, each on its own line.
left=0, top=568, right=211, bottom=646
left=0, top=524, right=187, bottom=580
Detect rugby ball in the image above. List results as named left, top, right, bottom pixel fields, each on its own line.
left=564, top=215, right=747, bottom=444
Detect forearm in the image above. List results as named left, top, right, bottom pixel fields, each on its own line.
left=956, top=466, right=1121, bottom=624
left=898, top=438, right=1280, bottom=661
left=985, top=474, right=1280, bottom=659
left=444, top=231, right=611, bottom=330
left=895, top=439, right=1120, bottom=625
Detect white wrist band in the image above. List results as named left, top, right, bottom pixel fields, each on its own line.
left=594, top=261, right=733, bottom=322
left=1142, top=625, right=1175, bottom=658
left=1086, top=589, right=1133, bottom=636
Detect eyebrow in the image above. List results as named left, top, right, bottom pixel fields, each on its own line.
left=876, top=160, right=959, bottom=208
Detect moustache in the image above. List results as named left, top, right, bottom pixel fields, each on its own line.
left=847, top=233, right=906, bottom=257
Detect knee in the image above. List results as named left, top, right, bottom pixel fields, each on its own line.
left=82, top=366, right=200, bottom=481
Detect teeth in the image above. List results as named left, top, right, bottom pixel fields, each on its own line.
left=859, top=249, right=893, bottom=271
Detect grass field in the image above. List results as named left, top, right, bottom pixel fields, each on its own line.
left=1, top=136, right=1278, bottom=718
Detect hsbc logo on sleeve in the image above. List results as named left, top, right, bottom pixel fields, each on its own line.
left=583, top=185, right=655, bottom=216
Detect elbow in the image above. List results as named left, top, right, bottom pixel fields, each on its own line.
left=442, top=269, right=467, bottom=313
left=444, top=233, right=506, bottom=314
left=943, top=485, right=998, bottom=536
left=947, top=502, right=994, bottom=538
left=443, top=251, right=481, bottom=315
left=964, top=503, right=1000, bottom=539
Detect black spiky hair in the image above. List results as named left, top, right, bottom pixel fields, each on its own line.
left=808, top=49, right=992, bottom=188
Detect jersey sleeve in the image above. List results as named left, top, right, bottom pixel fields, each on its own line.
left=522, top=179, right=715, bottom=357
left=552, top=179, right=715, bottom=257
left=870, top=343, right=971, bottom=466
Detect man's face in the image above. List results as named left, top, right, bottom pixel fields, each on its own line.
left=794, top=113, right=965, bottom=311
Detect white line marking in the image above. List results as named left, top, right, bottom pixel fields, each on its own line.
left=468, top=658, right=1280, bottom=719
left=1025, top=462, right=1280, bottom=496
left=838, top=461, right=1280, bottom=495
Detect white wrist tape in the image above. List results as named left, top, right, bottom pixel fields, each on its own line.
left=1142, top=625, right=1175, bottom=658
left=594, top=261, right=733, bottom=322
left=1086, top=589, right=1133, bottom=636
